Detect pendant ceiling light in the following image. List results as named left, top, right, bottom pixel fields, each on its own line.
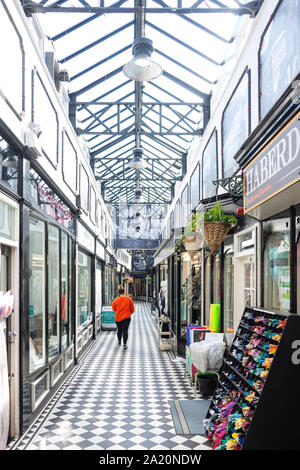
left=128, top=147, right=147, bottom=170
left=1, top=147, right=18, bottom=169
left=123, top=38, right=162, bottom=82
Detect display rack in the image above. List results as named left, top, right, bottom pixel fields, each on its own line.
left=157, top=316, right=172, bottom=350
left=204, top=307, right=300, bottom=450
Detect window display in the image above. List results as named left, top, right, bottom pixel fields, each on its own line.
left=224, top=250, right=234, bottom=333
left=204, top=253, right=212, bottom=326
left=95, top=261, right=102, bottom=317
left=29, top=218, right=46, bottom=373
left=77, top=250, right=92, bottom=328
left=180, top=252, right=192, bottom=335
left=190, top=252, right=202, bottom=324
left=264, top=228, right=290, bottom=312
left=212, top=253, right=221, bottom=305
left=61, top=232, right=69, bottom=351
left=48, top=225, right=60, bottom=360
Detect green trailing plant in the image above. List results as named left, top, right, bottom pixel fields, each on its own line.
left=175, top=201, right=238, bottom=259
left=202, top=201, right=238, bottom=228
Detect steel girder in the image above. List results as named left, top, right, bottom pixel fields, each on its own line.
left=20, top=0, right=264, bottom=205
left=21, top=1, right=262, bottom=17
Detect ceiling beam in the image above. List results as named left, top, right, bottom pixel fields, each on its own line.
left=22, top=2, right=261, bottom=17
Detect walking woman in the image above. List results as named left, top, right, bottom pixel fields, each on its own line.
left=112, top=285, right=134, bottom=350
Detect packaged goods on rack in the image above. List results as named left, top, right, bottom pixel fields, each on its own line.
left=204, top=307, right=300, bottom=450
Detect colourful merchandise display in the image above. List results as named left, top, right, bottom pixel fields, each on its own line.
left=204, top=307, right=300, bottom=450
left=209, top=304, right=221, bottom=333
left=186, top=324, right=207, bottom=346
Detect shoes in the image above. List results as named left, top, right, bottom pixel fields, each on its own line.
left=118, top=342, right=121, bottom=346
left=124, top=345, right=128, bottom=350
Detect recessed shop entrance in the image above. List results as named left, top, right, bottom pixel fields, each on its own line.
left=234, top=225, right=260, bottom=330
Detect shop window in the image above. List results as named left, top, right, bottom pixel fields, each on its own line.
left=191, top=252, right=202, bottom=324
left=96, top=261, right=102, bottom=318
left=180, top=252, right=192, bottom=335
left=48, top=225, right=60, bottom=361
left=68, top=237, right=73, bottom=345
left=77, top=250, right=92, bottom=328
left=29, top=218, right=46, bottom=373
left=212, top=253, right=221, bottom=305
left=61, top=232, right=69, bottom=351
left=222, top=68, right=250, bottom=177
left=260, top=0, right=300, bottom=119
left=204, top=253, right=212, bottom=326
left=224, top=250, right=234, bottom=333
left=264, top=230, right=290, bottom=312
left=0, top=199, right=16, bottom=240
left=202, top=130, right=218, bottom=200
left=105, top=265, right=113, bottom=305
left=0, top=138, right=19, bottom=195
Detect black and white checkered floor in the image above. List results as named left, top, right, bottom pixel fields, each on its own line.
left=9, top=302, right=211, bottom=450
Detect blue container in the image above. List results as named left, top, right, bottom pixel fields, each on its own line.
left=101, top=306, right=116, bottom=330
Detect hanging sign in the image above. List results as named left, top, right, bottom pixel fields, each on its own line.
left=243, top=111, right=300, bottom=213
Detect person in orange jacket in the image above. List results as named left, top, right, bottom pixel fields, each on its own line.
left=112, top=285, right=134, bottom=350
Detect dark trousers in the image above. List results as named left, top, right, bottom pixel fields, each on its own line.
left=116, top=317, right=131, bottom=345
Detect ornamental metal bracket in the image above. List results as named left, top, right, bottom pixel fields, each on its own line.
left=213, top=175, right=243, bottom=202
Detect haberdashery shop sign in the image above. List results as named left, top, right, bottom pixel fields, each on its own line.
left=243, top=111, right=300, bottom=213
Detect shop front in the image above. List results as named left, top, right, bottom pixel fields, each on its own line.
left=76, top=221, right=96, bottom=355
left=239, top=101, right=300, bottom=316
left=21, top=163, right=76, bottom=432
left=95, top=239, right=105, bottom=334
left=0, top=192, right=19, bottom=448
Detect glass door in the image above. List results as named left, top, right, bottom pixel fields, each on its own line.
left=0, top=244, right=11, bottom=449
left=243, top=258, right=255, bottom=307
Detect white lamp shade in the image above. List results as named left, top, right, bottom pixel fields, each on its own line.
left=123, top=58, right=162, bottom=82
left=127, top=156, right=147, bottom=169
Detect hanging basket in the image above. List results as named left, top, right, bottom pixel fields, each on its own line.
left=182, top=235, right=203, bottom=259
left=203, top=222, right=230, bottom=255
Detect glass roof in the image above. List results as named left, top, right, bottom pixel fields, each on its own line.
left=23, top=0, right=256, bottom=205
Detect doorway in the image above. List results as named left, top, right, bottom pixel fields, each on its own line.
left=0, top=244, right=12, bottom=448
left=234, top=225, right=259, bottom=329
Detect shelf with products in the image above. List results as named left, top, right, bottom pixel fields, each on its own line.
left=204, top=307, right=300, bottom=450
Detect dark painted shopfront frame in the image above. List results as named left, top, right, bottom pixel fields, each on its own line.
left=20, top=187, right=77, bottom=431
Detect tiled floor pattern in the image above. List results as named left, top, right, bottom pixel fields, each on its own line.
left=9, top=303, right=211, bottom=450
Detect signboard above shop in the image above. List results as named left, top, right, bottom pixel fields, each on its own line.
left=26, top=166, right=75, bottom=233
left=243, top=111, right=300, bottom=216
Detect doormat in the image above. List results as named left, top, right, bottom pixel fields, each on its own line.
left=169, top=399, right=210, bottom=435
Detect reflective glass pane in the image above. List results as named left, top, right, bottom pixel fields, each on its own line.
left=29, top=218, right=46, bottom=373
left=180, top=252, right=192, bottom=335
left=0, top=200, right=15, bottom=240
left=77, top=250, right=92, bottom=327
left=224, top=252, right=234, bottom=333
left=264, top=231, right=290, bottom=312
left=48, top=225, right=60, bottom=360
left=61, top=232, right=69, bottom=351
